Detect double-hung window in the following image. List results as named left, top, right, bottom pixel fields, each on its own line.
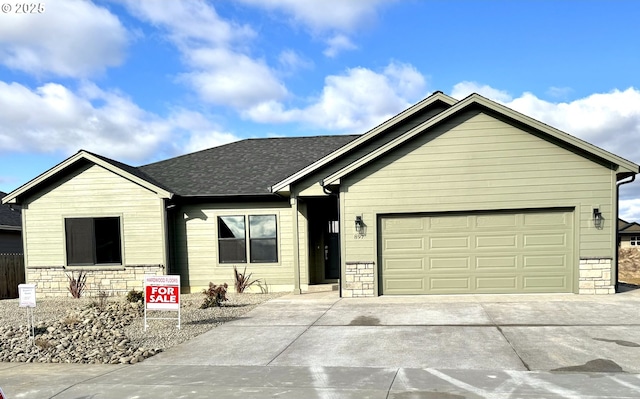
left=65, top=217, right=122, bottom=265
left=217, top=215, right=278, bottom=263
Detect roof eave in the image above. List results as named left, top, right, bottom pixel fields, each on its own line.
left=2, top=151, right=174, bottom=205
left=322, top=93, right=640, bottom=186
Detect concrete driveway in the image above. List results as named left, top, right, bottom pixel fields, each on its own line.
left=142, top=287, right=640, bottom=373
left=2, top=287, right=640, bottom=398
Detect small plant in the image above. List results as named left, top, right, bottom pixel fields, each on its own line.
left=93, top=290, right=109, bottom=310
left=233, top=266, right=260, bottom=293
left=256, top=280, right=270, bottom=294
left=65, top=270, right=88, bottom=299
left=63, top=315, right=80, bottom=326
left=200, top=282, right=228, bottom=309
left=126, top=289, right=144, bottom=303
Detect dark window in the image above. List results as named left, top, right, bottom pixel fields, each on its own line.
left=65, top=217, right=122, bottom=266
left=218, top=216, right=246, bottom=263
left=631, top=236, right=640, bottom=246
left=249, top=215, right=277, bottom=263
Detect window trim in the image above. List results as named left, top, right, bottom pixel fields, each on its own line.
left=249, top=214, right=278, bottom=263
left=217, top=215, right=247, bottom=263
left=216, top=213, right=280, bottom=265
left=630, top=236, right=640, bottom=246
left=64, top=216, right=123, bottom=267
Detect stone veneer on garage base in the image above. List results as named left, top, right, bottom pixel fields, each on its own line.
left=343, top=261, right=375, bottom=297
left=578, top=258, right=614, bottom=295
left=26, top=265, right=165, bottom=297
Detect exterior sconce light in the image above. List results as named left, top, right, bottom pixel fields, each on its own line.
left=355, top=215, right=364, bottom=234
left=593, top=207, right=603, bottom=229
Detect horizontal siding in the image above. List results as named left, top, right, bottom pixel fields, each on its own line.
left=24, top=164, right=165, bottom=267
left=174, top=201, right=300, bottom=292
left=343, top=111, right=615, bottom=262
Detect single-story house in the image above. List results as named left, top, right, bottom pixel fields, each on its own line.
left=3, top=92, right=639, bottom=297
left=0, top=191, right=23, bottom=254
left=618, top=218, right=640, bottom=248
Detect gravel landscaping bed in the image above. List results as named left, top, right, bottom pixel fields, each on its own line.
left=0, top=292, right=284, bottom=364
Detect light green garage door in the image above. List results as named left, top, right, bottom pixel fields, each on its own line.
left=380, top=210, right=574, bottom=295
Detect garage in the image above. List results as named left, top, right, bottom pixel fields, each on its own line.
left=380, top=209, right=574, bottom=295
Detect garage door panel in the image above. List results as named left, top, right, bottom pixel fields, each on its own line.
left=430, top=236, right=470, bottom=249
left=382, top=217, right=425, bottom=232
left=476, top=276, right=517, bottom=290
left=476, top=256, right=517, bottom=269
left=429, top=257, right=470, bottom=270
left=524, top=233, right=566, bottom=247
left=430, top=277, right=471, bottom=290
left=384, top=237, right=424, bottom=251
left=523, top=255, right=567, bottom=268
left=476, top=214, right=517, bottom=228
left=386, top=278, right=424, bottom=292
left=523, top=276, right=568, bottom=290
left=385, top=258, right=424, bottom=271
left=429, top=216, right=470, bottom=230
left=380, top=210, right=574, bottom=295
left=476, top=235, right=517, bottom=249
left=523, top=212, right=568, bottom=227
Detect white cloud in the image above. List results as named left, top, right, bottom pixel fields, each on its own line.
left=119, top=0, right=287, bottom=109
left=246, top=62, right=427, bottom=132
left=620, top=196, right=640, bottom=222
left=236, top=0, right=395, bottom=57
left=323, top=34, right=357, bottom=58
left=0, top=0, right=128, bottom=77
left=278, top=49, right=313, bottom=72
left=0, top=81, right=240, bottom=162
left=236, top=0, right=393, bottom=32
left=451, top=81, right=513, bottom=102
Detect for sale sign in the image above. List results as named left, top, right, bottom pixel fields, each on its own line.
left=18, top=284, right=36, bottom=308
left=144, top=275, right=180, bottom=310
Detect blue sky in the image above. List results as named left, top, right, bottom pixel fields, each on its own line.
left=1, top=0, right=640, bottom=218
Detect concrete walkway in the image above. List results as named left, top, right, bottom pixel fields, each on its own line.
left=2, top=287, right=640, bottom=398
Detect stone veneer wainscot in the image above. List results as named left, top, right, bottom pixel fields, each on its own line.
left=343, top=261, right=375, bottom=297
left=26, top=265, right=165, bottom=297
left=578, top=258, right=614, bottom=294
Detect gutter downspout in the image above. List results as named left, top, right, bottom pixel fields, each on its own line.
left=615, top=174, right=636, bottom=292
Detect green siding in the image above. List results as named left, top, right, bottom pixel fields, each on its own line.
left=174, top=201, right=304, bottom=293
left=24, top=164, right=165, bottom=267
left=341, top=111, right=615, bottom=284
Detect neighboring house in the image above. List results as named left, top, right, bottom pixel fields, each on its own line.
left=0, top=191, right=22, bottom=254
left=3, top=92, right=639, bottom=297
left=618, top=218, right=640, bottom=248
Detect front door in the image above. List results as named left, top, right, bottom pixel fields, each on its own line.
left=325, top=221, right=340, bottom=279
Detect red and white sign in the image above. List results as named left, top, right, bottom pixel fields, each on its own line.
left=144, top=275, right=180, bottom=311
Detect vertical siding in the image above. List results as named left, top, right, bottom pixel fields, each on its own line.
left=24, top=164, right=165, bottom=267
left=342, top=111, right=615, bottom=263
left=174, top=201, right=297, bottom=292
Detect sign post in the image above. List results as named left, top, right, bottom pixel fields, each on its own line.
left=144, top=275, right=180, bottom=330
left=18, top=284, right=37, bottom=341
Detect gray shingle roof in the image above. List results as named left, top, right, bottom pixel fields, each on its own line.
left=139, top=135, right=359, bottom=197
left=0, top=192, right=21, bottom=228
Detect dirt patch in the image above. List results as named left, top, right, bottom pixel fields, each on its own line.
left=618, top=248, right=640, bottom=286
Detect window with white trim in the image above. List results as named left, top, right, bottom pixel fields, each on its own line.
left=217, top=215, right=278, bottom=263
left=631, top=236, right=640, bottom=246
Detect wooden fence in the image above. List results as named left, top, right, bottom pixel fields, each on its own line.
left=0, top=253, right=25, bottom=299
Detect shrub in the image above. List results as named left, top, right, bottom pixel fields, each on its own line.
left=200, top=282, right=228, bottom=309
left=233, top=266, right=260, bottom=293
left=65, top=270, right=88, bottom=299
left=93, top=290, right=109, bottom=310
left=126, top=289, right=144, bottom=303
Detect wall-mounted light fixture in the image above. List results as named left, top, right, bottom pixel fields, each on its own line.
left=355, top=215, right=364, bottom=234
left=593, top=207, right=603, bottom=229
